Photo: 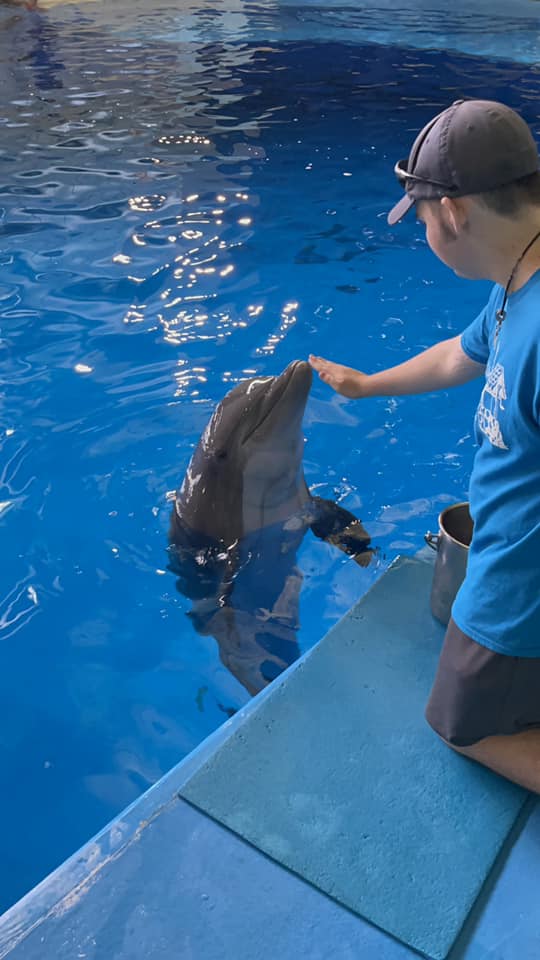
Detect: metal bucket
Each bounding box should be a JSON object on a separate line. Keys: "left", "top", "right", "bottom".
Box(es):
{"left": 424, "top": 502, "right": 473, "bottom": 625}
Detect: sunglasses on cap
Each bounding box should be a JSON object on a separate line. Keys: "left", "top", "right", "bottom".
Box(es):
{"left": 393, "top": 157, "right": 456, "bottom": 190}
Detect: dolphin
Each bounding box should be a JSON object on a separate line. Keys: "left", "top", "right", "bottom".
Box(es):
{"left": 168, "top": 359, "right": 372, "bottom": 696}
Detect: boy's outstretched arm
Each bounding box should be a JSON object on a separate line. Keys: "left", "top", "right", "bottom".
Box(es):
{"left": 309, "top": 335, "right": 485, "bottom": 399}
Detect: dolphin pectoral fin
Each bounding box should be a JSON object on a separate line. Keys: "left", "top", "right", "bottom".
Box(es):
{"left": 257, "top": 566, "right": 303, "bottom": 630}
{"left": 209, "top": 606, "right": 298, "bottom": 697}
{"left": 309, "top": 496, "right": 374, "bottom": 567}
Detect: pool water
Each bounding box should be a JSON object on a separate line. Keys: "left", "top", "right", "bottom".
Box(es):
{"left": 1, "top": 1, "right": 539, "bottom": 912}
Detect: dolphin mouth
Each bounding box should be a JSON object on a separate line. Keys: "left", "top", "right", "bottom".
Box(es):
{"left": 241, "top": 360, "right": 312, "bottom": 445}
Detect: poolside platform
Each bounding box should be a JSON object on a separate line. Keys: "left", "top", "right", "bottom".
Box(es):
{"left": 0, "top": 555, "right": 538, "bottom": 960}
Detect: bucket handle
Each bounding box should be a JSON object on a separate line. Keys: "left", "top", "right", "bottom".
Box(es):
{"left": 424, "top": 531, "right": 440, "bottom": 551}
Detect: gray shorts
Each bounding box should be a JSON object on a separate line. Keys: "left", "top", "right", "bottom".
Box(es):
{"left": 425, "top": 618, "right": 540, "bottom": 748}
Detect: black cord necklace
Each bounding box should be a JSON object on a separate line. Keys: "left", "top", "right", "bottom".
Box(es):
{"left": 494, "top": 227, "right": 540, "bottom": 341}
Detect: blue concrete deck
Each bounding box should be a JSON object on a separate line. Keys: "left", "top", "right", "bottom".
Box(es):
{"left": 0, "top": 555, "right": 538, "bottom": 960}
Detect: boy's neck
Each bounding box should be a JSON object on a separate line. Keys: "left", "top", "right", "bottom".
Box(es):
{"left": 490, "top": 213, "right": 540, "bottom": 292}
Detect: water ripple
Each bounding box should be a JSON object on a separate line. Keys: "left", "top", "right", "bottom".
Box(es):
{"left": 0, "top": 567, "right": 40, "bottom": 643}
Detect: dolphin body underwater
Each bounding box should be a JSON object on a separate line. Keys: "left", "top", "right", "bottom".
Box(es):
{"left": 168, "top": 359, "right": 372, "bottom": 696}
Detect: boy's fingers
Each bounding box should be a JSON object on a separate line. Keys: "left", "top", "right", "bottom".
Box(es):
{"left": 309, "top": 356, "right": 329, "bottom": 373}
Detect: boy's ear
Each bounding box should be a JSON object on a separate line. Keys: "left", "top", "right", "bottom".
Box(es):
{"left": 440, "top": 196, "right": 468, "bottom": 234}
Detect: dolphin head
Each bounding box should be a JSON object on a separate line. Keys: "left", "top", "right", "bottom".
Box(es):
{"left": 173, "top": 360, "right": 313, "bottom": 543}
{"left": 205, "top": 358, "right": 312, "bottom": 455}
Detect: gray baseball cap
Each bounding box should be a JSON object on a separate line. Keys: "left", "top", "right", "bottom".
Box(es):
{"left": 387, "top": 99, "right": 540, "bottom": 225}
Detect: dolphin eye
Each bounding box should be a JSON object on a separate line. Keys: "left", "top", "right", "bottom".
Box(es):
{"left": 216, "top": 450, "right": 228, "bottom": 460}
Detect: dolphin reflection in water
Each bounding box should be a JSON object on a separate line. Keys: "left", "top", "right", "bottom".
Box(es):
{"left": 168, "top": 360, "right": 373, "bottom": 696}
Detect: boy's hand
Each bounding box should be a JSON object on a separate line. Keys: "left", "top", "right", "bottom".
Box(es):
{"left": 308, "top": 354, "right": 368, "bottom": 399}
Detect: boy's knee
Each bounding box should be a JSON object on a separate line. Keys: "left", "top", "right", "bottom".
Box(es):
{"left": 424, "top": 701, "right": 477, "bottom": 751}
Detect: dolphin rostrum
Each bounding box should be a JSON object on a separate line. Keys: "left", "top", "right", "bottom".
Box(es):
{"left": 168, "top": 359, "right": 372, "bottom": 696}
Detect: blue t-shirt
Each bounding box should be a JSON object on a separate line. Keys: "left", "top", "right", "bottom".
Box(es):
{"left": 453, "top": 271, "right": 540, "bottom": 657}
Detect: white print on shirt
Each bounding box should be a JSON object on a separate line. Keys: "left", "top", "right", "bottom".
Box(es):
{"left": 477, "top": 352, "right": 509, "bottom": 450}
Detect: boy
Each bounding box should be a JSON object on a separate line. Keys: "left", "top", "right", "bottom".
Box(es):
{"left": 310, "top": 99, "right": 540, "bottom": 793}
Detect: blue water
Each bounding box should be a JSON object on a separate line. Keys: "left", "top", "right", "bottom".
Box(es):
{"left": 1, "top": 2, "right": 539, "bottom": 912}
